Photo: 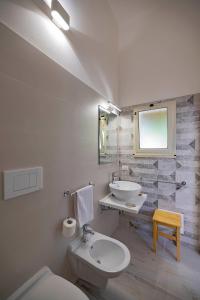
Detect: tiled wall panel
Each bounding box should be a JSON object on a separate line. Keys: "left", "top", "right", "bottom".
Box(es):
{"left": 119, "top": 94, "right": 200, "bottom": 248}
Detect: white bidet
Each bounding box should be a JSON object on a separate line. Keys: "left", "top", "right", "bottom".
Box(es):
{"left": 69, "top": 231, "right": 130, "bottom": 288}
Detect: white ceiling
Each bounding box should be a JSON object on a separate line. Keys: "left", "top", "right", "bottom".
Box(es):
{"left": 107, "top": 0, "right": 200, "bottom": 52}
{"left": 107, "top": 0, "right": 161, "bottom": 50}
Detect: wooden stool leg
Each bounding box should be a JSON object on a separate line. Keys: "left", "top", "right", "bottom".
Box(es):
{"left": 157, "top": 225, "right": 159, "bottom": 240}
{"left": 153, "top": 221, "right": 157, "bottom": 253}
{"left": 176, "top": 227, "right": 180, "bottom": 261}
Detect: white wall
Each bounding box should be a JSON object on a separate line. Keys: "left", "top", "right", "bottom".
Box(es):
{"left": 0, "top": 24, "right": 119, "bottom": 298}
{"left": 109, "top": 0, "right": 200, "bottom": 106}
{"left": 0, "top": 0, "right": 119, "bottom": 103}
{"left": 0, "top": 2, "right": 120, "bottom": 297}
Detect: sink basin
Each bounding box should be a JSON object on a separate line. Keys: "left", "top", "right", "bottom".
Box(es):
{"left": 109, "top": 180, "right": 142, "bottom": 201}
{"left": 89, "top": 239, "right": 125, "bottom": 269}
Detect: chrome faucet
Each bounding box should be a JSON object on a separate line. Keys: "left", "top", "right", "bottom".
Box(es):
{"left": 82, "top": 224, "right": 94, "bottom": 243}
{"left": 112, "top": 172, "right": 119, "bottom": 183}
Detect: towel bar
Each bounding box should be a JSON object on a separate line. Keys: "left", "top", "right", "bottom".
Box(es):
{"left": 64, "top": 182, "right": 95, "bottom": 198}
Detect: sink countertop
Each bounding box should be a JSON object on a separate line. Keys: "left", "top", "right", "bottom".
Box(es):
{"left": 99, "top": 193, "right": 147, "bottom": 214}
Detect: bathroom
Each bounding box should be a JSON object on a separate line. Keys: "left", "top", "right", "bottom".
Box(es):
{"left": 0, "top": 0, "right": 200, "bottom": 299}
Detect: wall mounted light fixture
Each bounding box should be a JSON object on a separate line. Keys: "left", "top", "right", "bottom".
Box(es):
{"left": 51, "top": 0, "right": 70, "bottom": 31}
{"left": 107, "top": 101, "right": 121, "bottom": 112}
{"left": 99, "top": 105, "right": 111, "bottom": 114}
{"left": 99, "top": 101, "right": 121, "bottom": 115}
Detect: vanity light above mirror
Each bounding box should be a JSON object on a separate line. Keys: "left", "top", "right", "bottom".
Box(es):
{"left": 100, "top": 101, "right": 121, "bottom": 116}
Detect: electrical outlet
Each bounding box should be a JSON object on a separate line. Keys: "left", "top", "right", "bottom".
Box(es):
{"left": 121, "top": 165, "right": 129, "bottom": 171}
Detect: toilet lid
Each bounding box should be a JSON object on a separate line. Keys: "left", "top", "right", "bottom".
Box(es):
{"left": 7, "top": 267, "right": 89, "bottom": 300}
{"left": 20, "top": 275, "right": 89, "bottom": 300}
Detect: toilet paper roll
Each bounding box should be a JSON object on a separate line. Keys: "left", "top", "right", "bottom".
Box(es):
{"left": 62, "top": 217, "right": 76, "bottom": 238}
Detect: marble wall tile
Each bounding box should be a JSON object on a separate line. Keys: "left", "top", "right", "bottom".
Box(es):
{"left": 119, "top": 93, "right": 200, "bottom": 247}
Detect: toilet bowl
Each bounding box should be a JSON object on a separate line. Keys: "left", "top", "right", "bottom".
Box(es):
{"left": 69, "top": 231, "right": 130, "bottom": 288}
{"left": 7, "top": 266, "right": 89, "bottom": 300}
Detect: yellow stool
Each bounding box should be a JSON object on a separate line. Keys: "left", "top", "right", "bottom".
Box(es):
{"left": 152, "top": 209, "right": 181, "bottom": 261}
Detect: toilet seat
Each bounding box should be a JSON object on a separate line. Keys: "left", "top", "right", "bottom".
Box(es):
{"left": 7, "top": 267, "right": 88, "bottom": 300}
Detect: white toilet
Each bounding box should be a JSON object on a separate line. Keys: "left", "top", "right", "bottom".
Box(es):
{"left": 69, "top": 230, "right": 131, "bottom": 288}
{"left": 7, "top": 266, "right": 89, "bottom": 300}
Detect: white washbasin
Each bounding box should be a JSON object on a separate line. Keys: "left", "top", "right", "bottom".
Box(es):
{"left": 109, "top": 180, "right": 142, "bottom": 202}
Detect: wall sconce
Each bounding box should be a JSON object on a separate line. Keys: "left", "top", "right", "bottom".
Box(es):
{"left": 107, "top": 101, "right": 121, "bottom": 112}
{"left": 99, "top": 105, "right": 111, "bottom": 114}
{"left": 99, "top": 102, "right": 121, "bottom": 115}
{"left": 39, "top": 0, "right": 70, "bottom": 31}
{"left": 51, "top": 0, "right": 70, "bottom": 31}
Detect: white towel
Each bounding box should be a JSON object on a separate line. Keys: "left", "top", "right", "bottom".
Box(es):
{"left": 74, "top": 185, "right": 94, "bottom": 228}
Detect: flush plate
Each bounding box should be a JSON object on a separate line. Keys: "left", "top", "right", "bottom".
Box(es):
{"left": 3, "top": 167, "right": 43, "bottom": 200}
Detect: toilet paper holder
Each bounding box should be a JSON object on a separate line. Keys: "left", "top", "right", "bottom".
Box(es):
{"left": 65, "top": 217, "right": 73, "bottom": 224}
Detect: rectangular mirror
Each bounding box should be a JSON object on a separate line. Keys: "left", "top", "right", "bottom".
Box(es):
{"left": 98, "top": 105, "right": 118, "bottom": 164}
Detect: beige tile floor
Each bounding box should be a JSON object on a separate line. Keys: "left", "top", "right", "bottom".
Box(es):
{"left": 77, "top": 226, "right": 200, "bottom": 300}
